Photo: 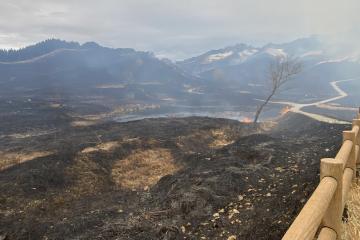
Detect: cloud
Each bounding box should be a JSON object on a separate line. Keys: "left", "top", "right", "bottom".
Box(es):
{"left": 0, "top": 0, "right": 359, "bottom": 59}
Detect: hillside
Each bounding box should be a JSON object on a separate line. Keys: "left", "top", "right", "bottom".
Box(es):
{"left": 0, "top": 38, "right": 359, "bottom": 240}
{"left": 0, "top": 98, "right": 347, "bottom": 239}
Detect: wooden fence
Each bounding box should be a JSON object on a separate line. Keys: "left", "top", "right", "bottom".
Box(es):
{"left": 282, "top": 110, "right": 360, "bottom": 240}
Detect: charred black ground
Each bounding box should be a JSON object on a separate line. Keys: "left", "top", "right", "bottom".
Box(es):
{"left": 0, "top": 100, "right": 349, "bottom": 240}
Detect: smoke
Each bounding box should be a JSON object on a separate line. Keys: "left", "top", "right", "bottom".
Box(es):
{"left": 320, "top": 32, "right": 360, "bottom": 59}
{"left": 0, "top": 0, "right": 359, "bottom": 59}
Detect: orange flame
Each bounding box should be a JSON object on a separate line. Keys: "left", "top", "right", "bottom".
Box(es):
{"left": 242, "top": 117, "right": 253, "bottom": 123}
{"left": 280, "top": 106, "right": 291, "bottom": 116}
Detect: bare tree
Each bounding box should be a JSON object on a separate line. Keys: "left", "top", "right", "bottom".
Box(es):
{"left": 253, "top": 56, "right": 302, "bottom": 123}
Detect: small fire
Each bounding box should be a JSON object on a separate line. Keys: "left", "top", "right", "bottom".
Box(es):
{"left": 280, "top": 106, "right": 292, "bottom": 116}
{"left": 241, "top": 117, "right": 253, "bottom": 123}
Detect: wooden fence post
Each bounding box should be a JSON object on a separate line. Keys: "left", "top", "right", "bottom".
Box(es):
{"left": 320, "top": 158, "right": 343, "bottom": 239}
{"left": 352, "top": 119, "right": 360, "bottom": 166}
{"left": 343, "top": 130, "right": 356, "bottom": 179}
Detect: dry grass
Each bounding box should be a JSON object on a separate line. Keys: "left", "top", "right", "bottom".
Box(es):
{"left": 317, "top": 103, "right": 357, "bottom": 111}
{"left": 71, "top": 120, "right": 99, "bottom": 127}
{"left": 342, "top": 181, "right": 360, "bottom": 239}
{"left": 81, "top": 141, "right": 120, "bottom": 153}
{"left": 111, "top": 148, "right": 180, "bottom": 190}
{"left": 96, "top": 83, "right": 126, "bottom": 89}
{"left": 176, "top": 127, "right": 236, "bottom": 153}
{"left": 63, "top": 154, "right": 107, "bottom": 199}
{"left": 209, "top": 128, "right": 234, "bottom": 148}
{"left": 0, "top": 150, "right": 53, "bottom": 170}
{"left": 49, "top": 103, "right": 62, "bottom": 108}
{"left": 71, "top": 104, "right": 160, "bottom": 122}
{"left": 8, "top": 129, "right": 56, "bottom": 139}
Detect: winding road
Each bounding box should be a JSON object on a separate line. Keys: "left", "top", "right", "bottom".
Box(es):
{"left": 271, "top": 78, "right": 360, "bottom": 124}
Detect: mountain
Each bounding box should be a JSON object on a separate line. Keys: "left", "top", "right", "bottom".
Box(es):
{"left": 1, "top": 37, "right": 359, "bottom": 119}
{"left": 0, "top": 39, "right": 203, "bottom": 105}
{"left": 0, "top": 39, "right": 81, "bottom": 62}
{"left": 178, "top": 37, "right": 325, "bottom": 75}
{"left": 0, "top": 39, "right": 266, "bottom": 116}
{"left": 178, "top": 36, "right": 360, "bottom": 100}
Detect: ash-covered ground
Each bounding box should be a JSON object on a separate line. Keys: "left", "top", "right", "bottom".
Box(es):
{"left": 0, "top": 99, "right": 349, "bottom": 240}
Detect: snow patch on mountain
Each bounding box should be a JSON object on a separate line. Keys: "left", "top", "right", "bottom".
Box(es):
{"left": 205, "top": 51, "right": 233, "bottom": 63}
{"left": 236, "top": 49, "right": 259, "bottom": 63}
{"left": 316, "top": 56, "right": 355, "bottom": 65}
{"left": 300, "top": 50, "right": 323, "bottom": 58}
{"left": 264, "top": 48, "right": 287, "bottom": 58}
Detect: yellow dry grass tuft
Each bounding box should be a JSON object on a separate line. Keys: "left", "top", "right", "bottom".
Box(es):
{"left": 0, "top": 150, "right": 53, "bottom": 170}
{"left": 63, "top": 154, "right": 107, "bottom": 198}
{"left": 176, "top": 127, "right": 236, "bottom": 152}
{"left": 70, "top": 104, "right": 160, "bottom": 122}
{"left": 81, "top": 141, "right": 120, "bottom": 153}
{"left": 111, "top": 148, "right": 180, "bottom": 190}
{"left": 49, "top": 103, "right": 62, "bottom": 108}
{"left": 71, "top": 120, "right": 98, "bottom": 127}
{"left": 342, "top": 181, "right": 360, "bottom": 239}
{"left": 209, "top": 128, "right": 234, "bottom": 148}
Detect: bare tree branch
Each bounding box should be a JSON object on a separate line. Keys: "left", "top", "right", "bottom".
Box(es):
{"left": 253, "top": 56, "right": 302, "bottom": 123}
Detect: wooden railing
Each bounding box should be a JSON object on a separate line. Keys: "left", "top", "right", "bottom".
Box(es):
{"left": 283, "top": 110, "right": 360, "bottom": 240}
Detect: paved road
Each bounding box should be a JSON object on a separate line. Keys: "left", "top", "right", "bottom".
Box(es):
{"left": 271, "top": 78, "right": 360, "bottom": 124}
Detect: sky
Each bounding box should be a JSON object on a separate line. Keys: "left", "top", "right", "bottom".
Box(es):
{"left": 0, "top": 0, "right": 359, "bottom": 60}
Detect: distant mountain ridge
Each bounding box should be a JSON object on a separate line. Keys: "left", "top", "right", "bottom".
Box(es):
{"left": 178, "top": 37, "right": 328, "bottom": 75}
{"left": 0, "top": 39, "right": 204, "bottom": 106}
{"left": 0, "top": 39, "right": 138, "bottom": 63}
{"left": 0, "top": 37, "right": 359, "bottom": 111}
{"left": 0, "top": 39, "right": 81, "bottom": 62}
{"left": 177, "top": 36, "right": 360, "bottom": 100}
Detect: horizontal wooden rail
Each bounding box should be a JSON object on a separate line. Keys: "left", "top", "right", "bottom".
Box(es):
{"left": 282, "top": 177, "right": 337, "bottom": 240}
{"left": 336, "top": 140, "right": 353, "bottom": 169}
{"left": 283, "top": 109, "right": 360, "bottom": 240}
{"left": 318, "top": 227, "right": 337, "bottom": 240}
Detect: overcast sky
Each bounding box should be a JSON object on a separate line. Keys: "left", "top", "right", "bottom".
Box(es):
{"left": 0, "top": 0, "right": 359, "bottom": 60}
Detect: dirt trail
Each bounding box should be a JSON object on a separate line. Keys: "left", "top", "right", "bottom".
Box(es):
{"left": 271, "top": 78, "right": 359, "bottom": 124}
